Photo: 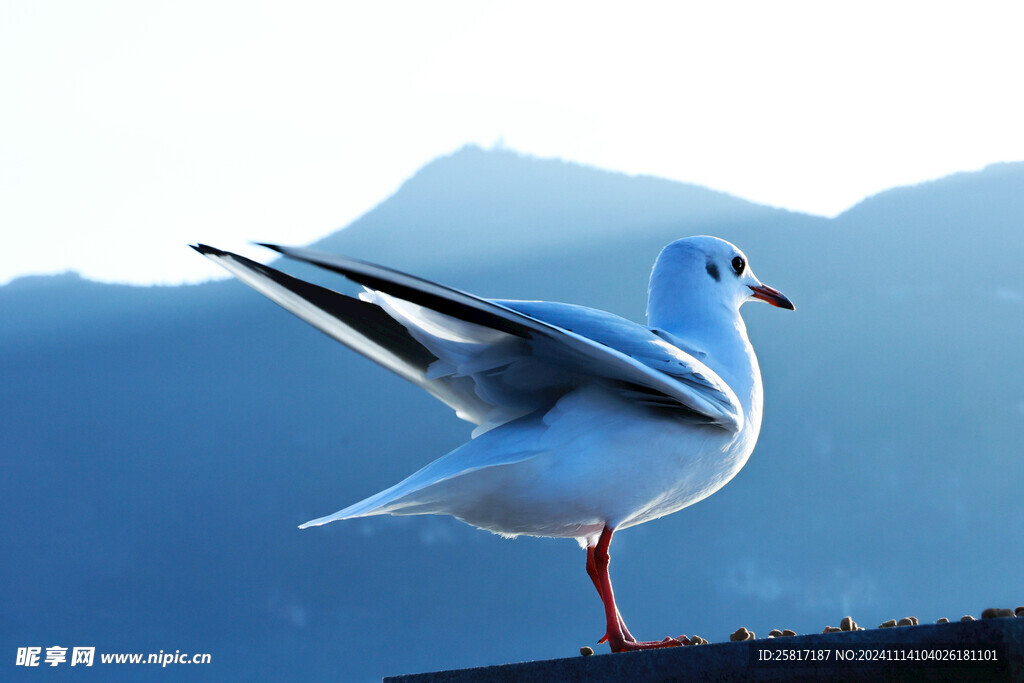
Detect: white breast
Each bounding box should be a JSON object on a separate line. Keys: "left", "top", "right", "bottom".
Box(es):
{"left": 428, "top": 384, "right": 759, "bottom": 540}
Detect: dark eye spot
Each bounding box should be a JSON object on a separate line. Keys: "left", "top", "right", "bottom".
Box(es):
{"left": 731, "top": 256, "right": 745, "bottom": 275}
{"left": 705, "top": 261, "right": 720, "bottom": 281}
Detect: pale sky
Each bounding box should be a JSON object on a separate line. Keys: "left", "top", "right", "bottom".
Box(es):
{"left": 2, "top": 1, "right": 1022, "bottom": 286}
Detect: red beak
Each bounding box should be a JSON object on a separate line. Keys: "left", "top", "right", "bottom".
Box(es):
{"left": 748, "top": 284, "right": 795, "bottom": 310}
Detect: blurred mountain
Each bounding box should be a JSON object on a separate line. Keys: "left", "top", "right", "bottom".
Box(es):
{"left": 311, "top": 146, "right": 792, "bottom": 269}
{"left": 2, "top": 147, "right": 1022, "bottom": 681}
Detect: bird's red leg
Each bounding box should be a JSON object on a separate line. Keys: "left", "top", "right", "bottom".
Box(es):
{"left": 586, "top": 544, "right": 635, "bottom": 643}
{"left": 589, "top": 526, "right": 686, "bottom": 652}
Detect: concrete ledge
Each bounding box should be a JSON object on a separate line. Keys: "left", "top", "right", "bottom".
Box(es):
{"left": 385, "top": 617, "right": 1024, "bottom": 682}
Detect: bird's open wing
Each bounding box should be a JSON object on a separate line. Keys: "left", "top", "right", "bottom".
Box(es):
{"left": 192, "top": 244, "right": 494, "bottom": 423}
{"left": 242, "top": 244, "right": 743, "bottom": 432}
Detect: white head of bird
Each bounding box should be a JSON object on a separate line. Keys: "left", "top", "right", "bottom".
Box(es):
{"left": 647, "top": 235, "right": 794, "bottom": 333}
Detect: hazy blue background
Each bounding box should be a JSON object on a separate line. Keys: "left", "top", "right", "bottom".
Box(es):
{"left": 3, "top": 147, "right": 1023, "bottom": 680}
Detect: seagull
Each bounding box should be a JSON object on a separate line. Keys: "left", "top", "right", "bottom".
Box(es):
{"left": 192, "top": 236, "right": 793, "bottom": 651}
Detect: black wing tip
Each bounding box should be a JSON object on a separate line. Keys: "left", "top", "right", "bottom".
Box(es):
{"left": 194, "top": 241, "right": 324, "bottom": 267}
{"left": 193, "top": 242, "right": 291, "bottom": 261}
{"left": 193, "top": 243, "right": 279, "bottom": 265}
{"left": 256, "top": 243, "right": 376, "bottom": 271}
{"left": 190, "top": 243, "right": 227, "bottom": 257}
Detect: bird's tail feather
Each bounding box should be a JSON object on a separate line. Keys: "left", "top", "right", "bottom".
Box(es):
{"left": 298, "top": 443, "right": 544, "bottom": 528}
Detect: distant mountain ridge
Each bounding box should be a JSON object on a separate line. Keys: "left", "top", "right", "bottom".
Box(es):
{"left": 311, "top": 145, "right": 791, "bottom": 268}
{"left": 839, "top": 160, "right": 1024, "bottom": 219}
{"left": 5, "top": 147, "right": 1021, "bottom": 290}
